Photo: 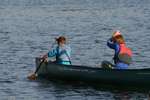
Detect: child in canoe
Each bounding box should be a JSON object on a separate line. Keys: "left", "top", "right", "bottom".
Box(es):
{"left": 42, "top": 36, "right": 72, "bottom": 65}
{"left": 27, "top": 36, "right": 71, "bottom": 80}
{"left": 102, "top": 31, "right": 133, "bottom": 69}
{"left": 28, "top": 36, "right": 72, "bottom": 80}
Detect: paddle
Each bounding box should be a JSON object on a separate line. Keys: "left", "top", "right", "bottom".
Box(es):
{"left": 27, "top": 58, "right": 45, "bottom": 80}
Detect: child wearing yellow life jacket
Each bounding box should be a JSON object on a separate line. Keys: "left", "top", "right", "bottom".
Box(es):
{"left": 103, "top": 31, "right": 133, "bottom": 69}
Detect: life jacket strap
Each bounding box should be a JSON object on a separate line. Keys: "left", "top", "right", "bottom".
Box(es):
{"left": 56, "top": 46, "right": 72, "bottom": 65}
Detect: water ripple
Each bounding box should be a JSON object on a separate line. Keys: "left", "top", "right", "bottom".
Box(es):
{"left": 0, "top": 0, "right": 150, "bottom": 99}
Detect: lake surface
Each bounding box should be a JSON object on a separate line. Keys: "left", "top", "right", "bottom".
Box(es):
{"left": 0, "top": 0, "right": 150, "bottom": 99}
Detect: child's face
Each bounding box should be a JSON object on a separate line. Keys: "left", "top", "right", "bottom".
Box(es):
{"left": 58, "top": 40, "right": 65, "bottom": 46}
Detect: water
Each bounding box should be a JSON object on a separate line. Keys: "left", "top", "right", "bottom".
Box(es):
{"left": 0, "top": 0, "right": 150, "bottom": 99}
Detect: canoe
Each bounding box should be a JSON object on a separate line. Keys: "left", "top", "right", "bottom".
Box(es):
{"left": 35, "top": 57, "right": 150, "bottom": 87}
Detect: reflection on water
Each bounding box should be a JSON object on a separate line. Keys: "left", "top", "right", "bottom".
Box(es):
{"left": 0, "top": 0, "right": 150, "bottom": 99}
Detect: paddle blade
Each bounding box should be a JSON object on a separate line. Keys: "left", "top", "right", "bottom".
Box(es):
{"left": 27, "top": 74, "right": 37, "bottom": 80}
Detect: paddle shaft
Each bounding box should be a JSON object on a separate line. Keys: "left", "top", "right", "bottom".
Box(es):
{"left": 34, "top": 59, "right": 45, "bottom": 74}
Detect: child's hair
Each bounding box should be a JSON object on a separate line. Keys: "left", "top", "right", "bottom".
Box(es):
{"left": 56, "top": 36, "right": 66, "bottom": 44}
{"left": 113, "top": 35, "right": 125, "bottom": 44}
